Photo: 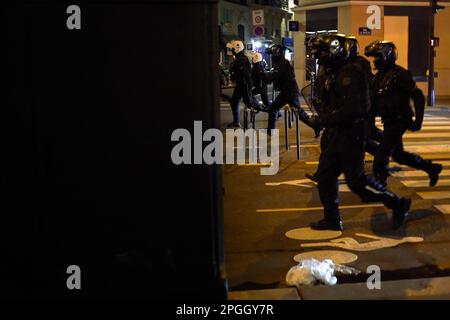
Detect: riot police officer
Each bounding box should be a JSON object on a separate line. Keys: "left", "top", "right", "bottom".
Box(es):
{"left": 227, "top": 40, "right": 258, "bottom": 128}
{"left": 365, "top": 41, "right": 442, "bottom": 186}
{"left": 266, "top": 44, "right": 320, "bottom": 137}
{"left": 306, "top": 35, "right": 380, "bottom": 183}
{"left": 345, "top": 36, "right": 386, "bottom": 157}
{"left": 249, "top": 51, "right": 271, "bottom": 110}
{"left": 308, "top": 34, "right": 411, "bottom": 231}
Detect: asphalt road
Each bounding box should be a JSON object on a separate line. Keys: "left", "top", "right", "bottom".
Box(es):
{"left": 221, "top": 104, "right": 450, "bottom": 292}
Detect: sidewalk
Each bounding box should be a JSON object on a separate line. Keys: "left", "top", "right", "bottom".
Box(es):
{"left": 229, "top": 276, "right": 450, "bottom": 300}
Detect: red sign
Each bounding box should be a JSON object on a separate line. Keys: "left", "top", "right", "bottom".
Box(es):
{"left": 254, "top": 26, "right": 264, "bottom": 37}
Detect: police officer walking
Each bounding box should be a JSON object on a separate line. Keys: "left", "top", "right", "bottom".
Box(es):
{"left": 227, "top": 40, "right": 258, "bottom": 128}
{"left": 249, "top": 51, "right": 271, "bottom": 110}
{"left": 266, "top": 44, "right": 320, "bottom": 137}
{"left": 308, "top": 34, "right": 411, "bottom": 231}
{"left": 365, "top": 41, "right": 443, "bottom": 187}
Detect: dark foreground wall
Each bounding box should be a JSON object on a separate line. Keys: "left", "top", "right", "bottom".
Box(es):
{"left": 1, "top": 0, "right": 225, "bottom": 299}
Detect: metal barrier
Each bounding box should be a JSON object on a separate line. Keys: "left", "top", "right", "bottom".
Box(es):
{"left": 282, "top": 105, "right": 301, "bottom": 160}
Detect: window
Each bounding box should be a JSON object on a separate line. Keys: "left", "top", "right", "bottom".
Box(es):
{"left": 238, "top": 24, "right": 245, "bottom": 42}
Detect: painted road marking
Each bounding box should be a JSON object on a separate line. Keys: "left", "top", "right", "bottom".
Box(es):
{"left": 237, "top": 163, "right": 271, "bottom": 167}
{"left": 285, "top": 228, "right": 342, "bottom": 241}
{"left": 383, "top": 160, "right": 450, "bottom": 168}
{"left": 300, "top": 234, "right": 424, "bottom": 252}
{"left": 392, "top": 169, "right": 450, "bottom": 178}
{"left": 266, "top": 179, "right": 314, "bottom": 188}
{"left": 376, "top": 122, "right": 450, "bottom": 127}
{"left": 293, "top": 251, "right": 358, "bottom": 264}
{"left": 376, "top": 116, "right": 450, "bottom": 122}
{"left": 403, "top": 141, "right": 450, "bottom": 147}
{"left": 434, "top": 204, "right": 450, "bottom": 214}
{"left": 401, "top": 145, "right": 450, "bottom": 153}
{"left": 413, "top": 126, "right": 450, "bottom": 131}
{"left": 417, "top": 191, "right": 450, "bottom": 200}
{"left": 307, "top": 160, "right": 450, "bottom": 166}
{"left": 256, "top": 203, "right": 385, "bottom": 213}
{"left": 289, "top": 145, "right": 320, "bottom": 148}
{"left": 403, "top": 133, "right": 450, "bottom": 139}
{"left": 400, "top": 179, "right": 450, "bottom": 188}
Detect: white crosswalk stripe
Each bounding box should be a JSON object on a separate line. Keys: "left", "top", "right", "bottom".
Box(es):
{"left": 386, "top": 113, "right": 450, "bottom": 204}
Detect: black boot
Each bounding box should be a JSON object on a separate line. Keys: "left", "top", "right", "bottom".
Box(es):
{"left": 310, "top": 218, "right": 343, "bottom": 231}
{"left": 305, "top": 172, "right": 318, "bottom": 183}
{"left": 227, "top": 122, "right": 241, "bottom": 128}
{"left": 427, "top": 163, "right": 443, "bottom": 187}
{"left": 392, "top": 197, "right": 411, "bottom": 230}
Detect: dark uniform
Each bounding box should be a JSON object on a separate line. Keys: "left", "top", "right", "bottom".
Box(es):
{"left": 350, "top": 55, "right": 383, "bottom": 157}
{"left": 251, "top": 60, "right": 271, "bottom": 108}
{"left": 366, "top": 41, "right": 442, "bottom": 187}
{"left": 306, "top": 39, "right": 379, "bottom": 183}
{"left": 229, "top": 50, "right": 257, "bottom": 126}
{"left": 309, "top": 35, "right": 411, "bottom": 231}
{"left": 266, "top": 45, "right": 320, "bottom": 136}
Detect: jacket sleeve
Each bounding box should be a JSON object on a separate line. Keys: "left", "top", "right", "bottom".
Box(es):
{"left": 320, "top": 67, "right": 368, "bottom": 127}
{"left": 396, "top": 69, "right": 425, "bottom": 126}
{"left": 243, "top": 59, "right": 253, "bottom": 87}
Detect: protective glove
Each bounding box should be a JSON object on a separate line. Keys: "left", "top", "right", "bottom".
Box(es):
{"left": 409, "top": 121, "right": 422, "bottom": 132}
{"left": 309, "top": 115, "right": 322, "bottom": 138}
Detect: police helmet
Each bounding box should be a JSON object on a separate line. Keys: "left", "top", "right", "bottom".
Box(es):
{"left": 364, "top": 40, "right": 398, "bottom": 70}
{"left": 226, "top": 40, "right": 245, "bottom": 55}
{"left": 268, "top": 44, "right": 286, "bottom": 57}
{"left": 345, "top": 36, "right": 360, "bottom": 59}
{"left": 248, "top": 51, "right": 263, "bottom": 63}
{"left": 308, "top": 33, "right": 348, "bottom": 67}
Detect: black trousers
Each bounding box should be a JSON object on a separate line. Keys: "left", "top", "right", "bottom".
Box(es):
{"left": 267, "top": 90, "right": 310, "bottom": 131}
{"left": 366, "top": 121, "right": 383, "bottom": 156}
{"left": 373, "top": 121, "right": 433, "bottom": 183}
{"left": 317, "top": 121, "right": 400, "bottom": 221}
{"left": 230, "top": 84, "right": 256, "bottom": 124}
{"left": 252, "top": 85, "right": 271, "bottom": 108}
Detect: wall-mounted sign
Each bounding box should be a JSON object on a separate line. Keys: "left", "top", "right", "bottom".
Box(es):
{"left": 359, "top": 27, "right": 372, "bottom": 36}
{"left": 282, "top": 37, "right": 294, "bottom": 47}
{"left": 252, "top": 10, "right": 265, "bottom": 26}
{"left": 223, "top": 22, "right": 233, "bottom": 34}
{"left": 289, "top": 21, "right": 300, "bottom": 32}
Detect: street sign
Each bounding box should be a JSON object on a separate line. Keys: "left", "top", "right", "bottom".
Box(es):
{"left": 358, "top": 27, "right": 372, "bottom": 36}
{"left": 252, "top": 10, "right": 265, "bottom": 26}
{"left": 282, "top": 37, "right": 294, "bottom": 47}
{"left": 254, "top": 26, "right": 265, "bottom": 37}
{"left": 289, "top": 21, "right": 300, "bottom": 32}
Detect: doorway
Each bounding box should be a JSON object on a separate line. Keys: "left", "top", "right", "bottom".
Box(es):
{"left": 384, "top": 16, "right": 409, "bottom": 69}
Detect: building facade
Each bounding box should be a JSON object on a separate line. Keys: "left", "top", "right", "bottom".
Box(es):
{"left": 292, "top": 0, "right": 450, "bottom": 99}
{"left": 219, "top": 0, "right": 294, "bottom": 45}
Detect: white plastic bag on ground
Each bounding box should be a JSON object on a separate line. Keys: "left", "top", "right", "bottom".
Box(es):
{"left": 286, "top": 259, "right": 338, "bottom": 288}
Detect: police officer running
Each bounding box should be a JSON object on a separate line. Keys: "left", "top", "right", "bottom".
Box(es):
{"left": 266, "top": 44, "right": 321, "bottom": 137}
{"left": 306, "top": 35, "right": 383, "bottom": 183}
{"left": 365, "top": 41, "right": 443, "bottom": 187}
{"left": 308, "top": 34, "right": 411, "bottom": 231}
